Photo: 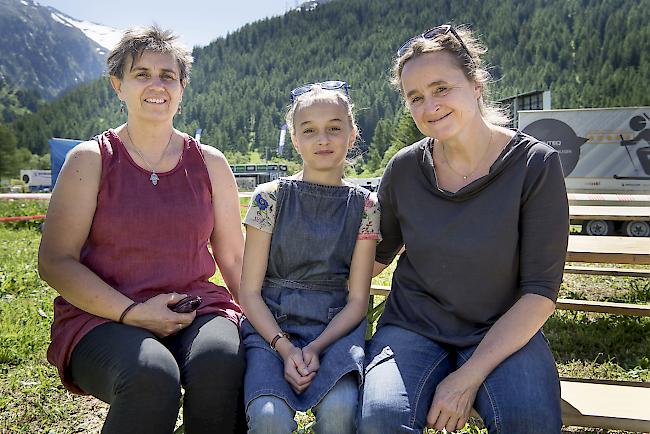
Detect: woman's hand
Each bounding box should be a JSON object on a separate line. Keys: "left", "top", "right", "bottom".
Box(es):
{"left": 426, "top": 294, "right": 557, "bottom": 432}
{"left": 124, "top": 293, "right": 196, "bottom": 337}
{"left": 277, "top": 340, "right": 314, "bottom": 394}
{"left": 426, "top": 366, "right": 482, "bottom": 432}
{"left": 302, "top": 343, "right": 321, "bottom": 376}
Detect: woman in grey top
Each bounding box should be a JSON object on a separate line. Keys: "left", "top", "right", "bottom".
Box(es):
{"left": 359, "top": 25, "right": 568, "bottom": 434}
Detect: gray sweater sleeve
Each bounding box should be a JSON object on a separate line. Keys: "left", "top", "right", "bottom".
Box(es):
{"left": 518, "top": 149, "right": 569, "bottom": 301}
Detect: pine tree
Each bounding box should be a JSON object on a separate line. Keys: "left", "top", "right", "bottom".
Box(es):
{"left": 380, "top": 110, "right": 425, "bottom": 169}
{"left": 0, "top": 124, "right": 18, "bottom": 180}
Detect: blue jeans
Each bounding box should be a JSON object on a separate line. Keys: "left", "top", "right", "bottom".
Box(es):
{"left": 359, "top": 325, "right": 561, "bottom": 434}
{"left": 246, "top": 374, "right": 358, "bottom": 434}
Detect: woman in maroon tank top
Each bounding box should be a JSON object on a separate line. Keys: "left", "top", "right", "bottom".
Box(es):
{"left": 39, "top": 26, "right": 245, "bottom": 434}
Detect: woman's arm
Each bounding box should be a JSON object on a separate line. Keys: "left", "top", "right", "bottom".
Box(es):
{"left": 375, "top": 158, "right": 403, "bottom": 271}
{"left": 202, "top": 145, "right": 245, "bottom": 302}
{"left": 238, "top": 225, "right": 313, "bottom": 393}
{"left": 38, "top": 141, "right": 193, "bottom": 336}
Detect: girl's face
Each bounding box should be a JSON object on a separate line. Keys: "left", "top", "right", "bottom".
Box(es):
{"left": 110, "top": 50, "right": 184, "bottom": 123}
{"left": 401, "top": 50, "right": 482, "bottom": 142}
{"left": 291, "top": 99, "right": 356, "bottom": 174}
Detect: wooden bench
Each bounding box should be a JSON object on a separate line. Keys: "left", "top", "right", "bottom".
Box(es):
{"left": 368, "top": 284, "right": 650, "bottom": 431}
{"left": 564, "top": 264, "right": 650, "bottom": 278}
{"left": 371, "top": 285, "right": 650, "bottom": 317}
{"left": 560, "top": 378, "right": 650, "bottom": 431}
{"left": 566, "top": 235, "right": 650, "bottom": 266}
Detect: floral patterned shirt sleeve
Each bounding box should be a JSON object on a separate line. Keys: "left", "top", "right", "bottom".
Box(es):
{"left": 358, "top": 192, "right": 381, "bottom": 241}
{"left": 244, "top": 181, "right": 278, "bottom": 234}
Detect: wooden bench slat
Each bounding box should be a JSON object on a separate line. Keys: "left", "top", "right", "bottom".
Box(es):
{"left": 370, "top": 285, "right": 650, "bottom": 317}
{"left": 567, "top": 235, "right": 650, "bottom": 265}
{"left": 564, "top": 264, "right": 650, "bottom": 277}
{"left": 560, "top": 380, "right": 650, "bottom": 431}
{"left": 555, "top": 298, "right": 650, "bottom": 316}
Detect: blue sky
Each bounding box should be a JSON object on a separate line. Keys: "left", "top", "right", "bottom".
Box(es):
{"left": 37, "top": 0, "right": 298, "bottom": 47}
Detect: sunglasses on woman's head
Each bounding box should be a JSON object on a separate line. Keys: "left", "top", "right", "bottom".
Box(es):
{"left": 290, "top": 80, "right": 350, "bottom": 103}
{"left": 397, "top": 24, "right": 472, "bottom": 62}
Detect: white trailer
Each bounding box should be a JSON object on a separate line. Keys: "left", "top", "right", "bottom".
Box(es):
{"left": 20, "top": 169, "right": 52, "bottom": 192}
{"left": 519, "top": 107, "right": 650, "bottom": 236}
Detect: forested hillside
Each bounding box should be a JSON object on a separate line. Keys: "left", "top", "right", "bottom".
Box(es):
{"left": 7, "top": 0, "right": 650, "bottom": 172}
{"left": 0, "top": 78, "right": 42, "bottom": 124}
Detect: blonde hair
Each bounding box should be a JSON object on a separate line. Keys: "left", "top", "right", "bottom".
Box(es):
{"left": 391, "top": 25, "right": 509, "bottom": 126}
{"left": 107, "top": 25, "right": 193, "bottom": 86}
{"left": 285, "top": 86, "right": 359, "bottom": 138}
{"left": 285, "top": 86, "right": 361, "bottom": 165}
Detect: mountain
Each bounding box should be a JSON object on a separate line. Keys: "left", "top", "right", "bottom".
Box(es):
{"left": 8, "top": 0, "right": 650, "bottom": 162}
{"left": 0, "top": 0, "right": 121, "bottom": 100}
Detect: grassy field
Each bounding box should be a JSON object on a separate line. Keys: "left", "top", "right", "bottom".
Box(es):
{"left": 1, "top": 198, "right": 649, "bottom": 433}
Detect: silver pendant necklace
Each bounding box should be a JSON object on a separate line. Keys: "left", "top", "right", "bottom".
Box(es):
{"left": 125, "top": 126, "right": 174, "bottom": 186}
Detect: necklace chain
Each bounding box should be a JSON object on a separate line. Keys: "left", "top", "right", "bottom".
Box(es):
{"left": 440, "top": 129, "right": 494, "bottom": 181}
{"left": 125, "top": 125, "right": 174, "bottom": 186}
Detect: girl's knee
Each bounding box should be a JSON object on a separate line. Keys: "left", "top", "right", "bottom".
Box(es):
{"left": 316, "top": 374, "right": 358, "bottom": 412}
{"left": 246, "top": 396, "right": 297, "bottom": 434}
{"left": 313, "top": 392, "right": 357, "bottom": 433}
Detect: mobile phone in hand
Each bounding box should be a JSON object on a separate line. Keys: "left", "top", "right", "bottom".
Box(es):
{"left": 170, "top": 295, "right": 202, "bottom": 313}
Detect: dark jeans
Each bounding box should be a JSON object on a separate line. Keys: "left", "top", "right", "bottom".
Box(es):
{"left": 69, "top": 314, "right": 246, "bottom": 434}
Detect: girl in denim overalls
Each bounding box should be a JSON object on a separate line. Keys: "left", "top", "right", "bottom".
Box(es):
{"left": 239, "top": 81, "right": 380, "bottom": 434}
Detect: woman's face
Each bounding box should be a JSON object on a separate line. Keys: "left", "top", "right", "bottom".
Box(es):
{"left": 111, "top": 50, "right": 184, "bottom": 123}
{"left": 400, "top": 50, "right": 481, "bottom": 142}
{"left": 291, "top": 99, "right": 356, "bottom": 173}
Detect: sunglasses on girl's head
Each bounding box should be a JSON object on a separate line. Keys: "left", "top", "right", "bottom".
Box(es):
{"left": 290, "top": 80, "right": 350, "bottom": 102}
{"left": 397, "top": 24, "right": 472, "bottom": 62}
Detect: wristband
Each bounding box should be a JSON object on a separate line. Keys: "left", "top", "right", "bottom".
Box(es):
{"left": 270, "top": 332, "right": 290, "bottom": 351}
{"left": 119, "top": 301, "right": 139, "bottom": 323}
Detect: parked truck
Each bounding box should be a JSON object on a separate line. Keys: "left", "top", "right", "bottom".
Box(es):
{"left": 519, "top": 107, "right": 650, "bottom": 236}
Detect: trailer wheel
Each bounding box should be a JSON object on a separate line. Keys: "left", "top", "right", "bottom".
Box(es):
{"left": 622, "top": 220, "right": 650, "bottom": 237}
{"left": 582, "top": 220, "right": 614, "bottom": 236}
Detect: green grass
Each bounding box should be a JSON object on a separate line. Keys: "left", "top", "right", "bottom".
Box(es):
{"left": 1, "top": 200, "right": 649, "bottom": 433}
{"left": 0, "top": 199, "right": 48, "bottom": 232}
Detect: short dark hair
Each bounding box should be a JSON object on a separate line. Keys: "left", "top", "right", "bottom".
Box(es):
{"left": 107, "top": 25, "right": 193, "bottom": 86}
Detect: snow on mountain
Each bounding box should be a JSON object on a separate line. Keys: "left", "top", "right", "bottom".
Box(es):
{"left": 1, "top": 0, "right": 116, "bottom": 98}
{"left": 49, "top": 10, "right": 122, "bottom": 52}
